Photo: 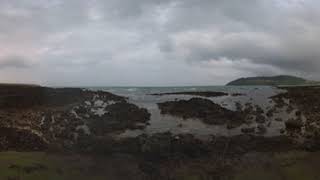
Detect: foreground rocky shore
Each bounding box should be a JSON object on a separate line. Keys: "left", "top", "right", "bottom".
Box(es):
{"left": 272, "top": 86, "right": 320, "bottom": 149}
{"left": 0, "top": 85, "right": 150, "bottom": 152}
{"left": 0, "top": 84, "right": 320, "bottom": 179}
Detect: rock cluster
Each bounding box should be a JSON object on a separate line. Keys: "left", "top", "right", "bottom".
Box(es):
{"left": 150, "top": 91, "right": 228, "bottom": 97}
{"left": 272, "top": 86, "right": 320, "bottom": 149}
{"left": 0, "top": 127, "right": 47, "bottom": 151}
{"left": 0, "top": 85, "right": 150, "bottom": 151}
{"left": 89, "top": 102, "right": 150, "bottom": 135}
{"left": 158, "top": 98, "right": 246, "bottom": 128}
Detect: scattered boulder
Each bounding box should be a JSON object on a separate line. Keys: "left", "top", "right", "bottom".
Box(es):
{"left": 266, "top": 109, "right": 274, "bottom": 117}
{"left": 286, "top": 106, "right": 294, "bottom": 114}
{"left": 280, "top": 128, "right": 286, "bottom": 134}
{"left": 285, "top": 118, "right": 303, "bottom": 130}
{"left": 241, "top": 127, "right": 255, "bottom": 134}
{"left": 295, "top": 111, "right": 302, "bottom": 117}
{"left": 257, "top": 124, "right": 267, "bottom": 134}
{"left": 235, "top": 102, "right": 243, "bottom": 111}
{"left": 255, "top": 105, "right": 264, "bottom": 115}
{"left": 256, "top": 115, "right": 266, "bottom": 124}
{"left": 243, "top": 103, "right": 254, "bottom": 114}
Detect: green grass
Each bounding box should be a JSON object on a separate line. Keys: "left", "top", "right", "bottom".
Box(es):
{"left": 1, "top": 151, "right": 320, "bottom": 180}
{"left": 233, "top": 151, "right": 320, "bottom": 180}
{"left": 0, "top": 151, "right": 106, "bottom": 180}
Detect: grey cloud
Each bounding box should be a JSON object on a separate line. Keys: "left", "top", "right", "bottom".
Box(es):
{"left": 0, "top": 0, "right": 319, "bottom": 85}
{"left": 158, "top": 0, "right": 320, "bottom": 76}
{"left": 0, "top": 56, "right": 30, "bottom": 69}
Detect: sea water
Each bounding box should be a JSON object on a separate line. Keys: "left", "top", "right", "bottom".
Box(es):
{"left": 84, "top": 86, "right": 297, "bottom": 139}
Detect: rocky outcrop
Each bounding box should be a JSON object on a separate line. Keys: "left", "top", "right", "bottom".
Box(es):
{"left": 272, "top": 86, "right": 320, "bottom": 150}
{"left": 157, "top": 98, "right": 245, "bottom": 128}
{"left": 150, "top": 91, "right": 228, "bottom": 97}
{"left": 0, "top": 127, "right": 47, "bottom": 151}
{"left": 0, "top": 85, "right": 150, "bottom": 151}
{"left": 89, "top": 102, "right": 150, "bottom": 135}
{"left": 0, "top": 84, "right": 126, "bottom": 108}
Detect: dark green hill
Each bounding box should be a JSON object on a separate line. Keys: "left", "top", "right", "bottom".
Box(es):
{"left": 226, "top": 75, "right": 310, "bottom": 86}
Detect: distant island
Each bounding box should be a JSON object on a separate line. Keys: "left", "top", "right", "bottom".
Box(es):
{"left": 226, "top": 75, "right": 318, "bottom": 86}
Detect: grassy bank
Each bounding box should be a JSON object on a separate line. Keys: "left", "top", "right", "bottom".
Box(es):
{"left": 0, "top": 152, "right": 107, "bottom": 180}
{"left": 234, "top": 151, "right": 320, "bottom": 180}
{"left": 0, "top": 151, "right": 320, "bottom": 180}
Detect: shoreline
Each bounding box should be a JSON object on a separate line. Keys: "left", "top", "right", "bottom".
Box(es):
{"left": 0, "top": 84, "right": 319, "bottom": 179}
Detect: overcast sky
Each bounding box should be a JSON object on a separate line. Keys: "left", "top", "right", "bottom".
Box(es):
{"left": 0, "top": 0, "right": 319, "bottom": 86}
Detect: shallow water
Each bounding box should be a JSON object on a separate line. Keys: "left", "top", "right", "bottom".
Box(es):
{"left": 86, "top": 86, "right": 302, "bottom": 139}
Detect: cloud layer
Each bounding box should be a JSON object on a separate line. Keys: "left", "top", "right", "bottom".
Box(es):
{"left": 0, "top": 0, "right": 319, "bottom": 86}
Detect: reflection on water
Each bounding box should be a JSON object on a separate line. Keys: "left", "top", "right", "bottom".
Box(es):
{"left": 88, "top": 86, "right": 303, "bottom": 139}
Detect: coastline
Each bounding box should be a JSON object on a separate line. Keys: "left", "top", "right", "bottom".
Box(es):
{"left": 0, "top": 84, "right": 319, "bottom": 179}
